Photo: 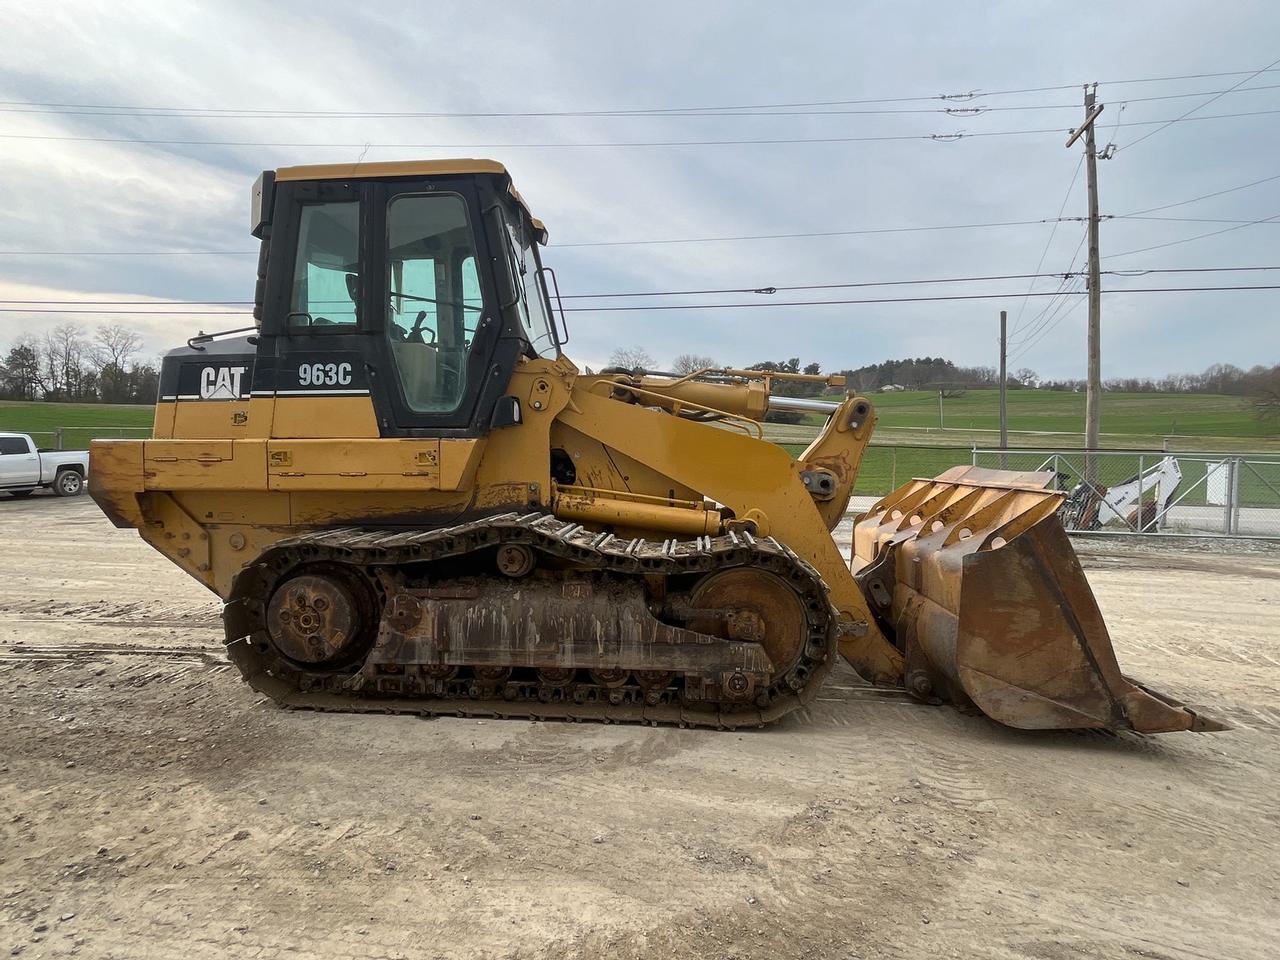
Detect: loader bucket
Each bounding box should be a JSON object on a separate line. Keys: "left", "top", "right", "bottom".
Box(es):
{"left": 851, "top": 466, "right": 1225, "bottom": 733}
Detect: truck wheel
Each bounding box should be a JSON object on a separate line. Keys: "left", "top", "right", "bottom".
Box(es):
{"left": 54, "top": 470, "right": 84, "bottom": 497}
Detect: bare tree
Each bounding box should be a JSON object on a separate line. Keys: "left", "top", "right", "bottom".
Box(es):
{"left": 608, "top": 346, "right": 654, "bottom": 371}
{"left": 670, "top": 353, "right": 717, "bottom": 375}
{"left": 1013, "top": 367, "right": 1039, "bottom": 388}
{"left": 40, "top": 324, "right": 86, "bottom": 399}
{"left": 91, "top": 322, "right": 142, "bottom": 371}
{"left": 91, "top": 323, "right": 143, "bottom": 403}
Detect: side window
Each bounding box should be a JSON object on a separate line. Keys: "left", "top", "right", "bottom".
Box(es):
{"left": 0, "top": 437, "right": 31, "bottom": 455}
{"left": 289, "top": 201, "right": 360, "bottom": 327}
{"left": 386, "top": 194, "right": 483, "bottom": 413}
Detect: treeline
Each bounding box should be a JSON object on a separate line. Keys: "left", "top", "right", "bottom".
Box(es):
{"left": 0, "top": 323, "right": 159, "bottom": 403}
{"left": 836, "top": 356, "right": 1279, "bottom": 397}
{"left": 611, "top": 347, "right": 1280, "bottom": 424}
{"left": 614, "top": 345, "right": 1278, "bottom": 396}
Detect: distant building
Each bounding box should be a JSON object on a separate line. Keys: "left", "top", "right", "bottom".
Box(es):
{"left": 880, "top": 384, "right": 906, "bottom": 392}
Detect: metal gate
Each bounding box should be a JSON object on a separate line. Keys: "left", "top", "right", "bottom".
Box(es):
{"left": 970, "top": 448, "right": 1280, "bottom": 539}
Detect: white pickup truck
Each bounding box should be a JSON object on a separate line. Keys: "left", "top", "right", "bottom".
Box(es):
{"left": 0, "top": 432, "right": 89, "bottom": 498}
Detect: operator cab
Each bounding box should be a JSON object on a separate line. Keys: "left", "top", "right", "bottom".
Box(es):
{"left": 245, "top": 159, "right": 562, "bottom": 437}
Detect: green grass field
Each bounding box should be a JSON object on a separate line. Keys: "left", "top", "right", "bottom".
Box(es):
{"left": 0, "top": 400, "right": 152, "bottom": 449}
{"left": 811, "top": 388, "right": 1275, "bottom": 440}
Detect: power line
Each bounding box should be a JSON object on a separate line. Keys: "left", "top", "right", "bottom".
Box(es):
{"left": 1109, "top": 211, "right": 1280, "bottom": 258}
{"left": 3, "top": 283, "right": 1273, "bottom": 316}
{"left": 0, "top": 218, "right": 1080, "bottom": 258}
{"left": 0, "top": 249, "right": 255, "bottom": 257}
{"left": 0, "top": 127, "right": 1066, "bottom": 148}
{"left": 1118, "top": 215, "right": 1280, "bottom": 224}
{"left": 3, "top": 68, "right": 1277, "bottom": 120}
{"left": 1119, "top": 171, "right": 1280, "bottom": 216}
{"left": 1008, "top": 229, "right": 1090, "bottom": 346}
{"left": 6, "top": 266, "right": 1277, "bottom": 309}
{"left": 8, "top": 82, "right": 1280, "bottom": 122}
{"left": 1098, "top": 67, "right": 1280, "bottom": 86}
{"left": 559, "top": 216, "right": 1080, "bottom": 248}
{"left": 1009, "top": 297, "right": 1087, "bottom": 363}
{"left": 0, "top": 308, "right": 252, "bottom": 315}
{"left": 558, "top": 284, "right": 1280, "bottom": 312}
{"left": 1118, "top": 57, "right": 1280, "bottom": 151}
{"left": 3, "top": 108, "right": 1277, "bottom": 150}
{"left": 0, "top": 214, "right": 1271, "bottom": 259}
{"left": 9, "top": 265, "right": 1277, "bottom": 309}
{"left": 1009, "top": 154, "right": 1084, "bottom": 338}
{"left": 1008, "top": 263, "right": 1280, "bottom": 361}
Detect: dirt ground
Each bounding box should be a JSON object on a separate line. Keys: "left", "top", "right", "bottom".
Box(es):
{"left": 1, "top": 496, "right": 1277, "bottom": 960}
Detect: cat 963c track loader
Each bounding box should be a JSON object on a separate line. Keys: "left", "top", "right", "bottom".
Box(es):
{"left": 89, "top": 160, "right": 1223, "bottom": 733}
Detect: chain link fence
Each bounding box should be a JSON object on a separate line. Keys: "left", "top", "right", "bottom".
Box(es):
{"left": 971, "top": 448, "right": 1280, "bottom": 539}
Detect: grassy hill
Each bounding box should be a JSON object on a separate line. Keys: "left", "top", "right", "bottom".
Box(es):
{"left": 0, "top": 400, "right": 152, "bottom": 449}
{"left": 852, "top": 388, "right": 1273, "bottom": 439}
{"left": 3, "top": 389, "right": 1276, "bottom": 458}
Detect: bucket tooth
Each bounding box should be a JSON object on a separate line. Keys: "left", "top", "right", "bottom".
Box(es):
{"left": 851, "top": 468, "right": 1225, "bottom": 734}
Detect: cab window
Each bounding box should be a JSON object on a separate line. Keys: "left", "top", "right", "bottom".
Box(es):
{"left": 289, "top": 201, "right": 360, "bottom": 327}
{"left": 386, "top": 193, "right": 483, "bottom": 413}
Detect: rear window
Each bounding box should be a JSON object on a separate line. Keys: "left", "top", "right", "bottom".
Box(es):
{"left": 0, "top": 437, "right": 30, "bottom": 455}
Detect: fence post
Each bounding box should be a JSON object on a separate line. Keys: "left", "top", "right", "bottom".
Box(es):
{"left": 1230, "top": 458, "right": 1242, "bottom": 536}
{"left": 1141, "top": 455, "right": 1152, "bottom": 537}
{"left": 890, "top": 448, "right": 897, "bottom": 490}
{"left": 1223, "top": 459, "right": 1235, "bottom": 534}
{"left": 54, "top": 427, "right": 64, "bottom": 450}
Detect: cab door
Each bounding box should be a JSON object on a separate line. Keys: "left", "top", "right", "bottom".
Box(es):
{"left": 0, "top": 435, "right": 40, "bottom": 486}
{"left": 364, "top": 177, "right": 520, "bottom": 438}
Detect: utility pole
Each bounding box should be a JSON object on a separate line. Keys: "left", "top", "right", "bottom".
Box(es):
{"left": 999, "top": 309, "right": 1008, "bottom": 468}
{"left": 1066, "top": 85, "right": 1104, "bottom": 482}
{"left": 937, "top": 389, "right": 944, "bottom": 429}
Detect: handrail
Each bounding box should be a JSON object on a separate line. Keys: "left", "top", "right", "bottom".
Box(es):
{"left": 187, "top": 325, "right": 258, "bottom": 351}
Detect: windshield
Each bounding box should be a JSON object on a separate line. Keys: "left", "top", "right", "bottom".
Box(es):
{"left": 502, "top": 209, "right": 558, "bottom": 358}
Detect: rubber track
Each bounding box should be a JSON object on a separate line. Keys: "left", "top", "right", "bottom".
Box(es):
{"left": 222, "top": 511, "right": 839, "bottom": 729}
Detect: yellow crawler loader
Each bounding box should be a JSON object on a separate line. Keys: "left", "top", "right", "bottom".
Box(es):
{"left": 89, "top": 160, "right": 1222, "bottom": 732}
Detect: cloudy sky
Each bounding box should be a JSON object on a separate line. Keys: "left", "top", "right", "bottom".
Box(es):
{"left": 0, "top": 1, "right": 1277, "bottom": 379}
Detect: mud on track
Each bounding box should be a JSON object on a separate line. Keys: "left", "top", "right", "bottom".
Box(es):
{"left": 1, "top": 497, "right": 1278, "bottom": 960}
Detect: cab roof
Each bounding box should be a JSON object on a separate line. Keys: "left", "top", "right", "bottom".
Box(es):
{"left": 273, "top": 158, "right": 546, "bottom": 241}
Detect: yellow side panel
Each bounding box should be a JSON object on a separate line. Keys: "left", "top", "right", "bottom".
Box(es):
{"left": 146, "top": 439, "right": 236, "bottom": 460}
{"left": 173, "top": 490, "right": 290, "bottom": 525}
{"left": 152, "top": 401, "right": 175, "bottom": 439}
{"left": 439, "top": 438, "right": 486, "bottom": 490}
{"left": 88, "top": 440, "right": 146, "bottom": 528}
{"left": 266, "top": 439, "right": 442, "bottom": 491}
{"left": 168, "top": 397, "right": 273, "bottom": 440}
{"left": 143, "top": 440, "right": 268, "bottom": 490}
{"left": 271, "top": 397, "right": 379, "bottom": 438}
